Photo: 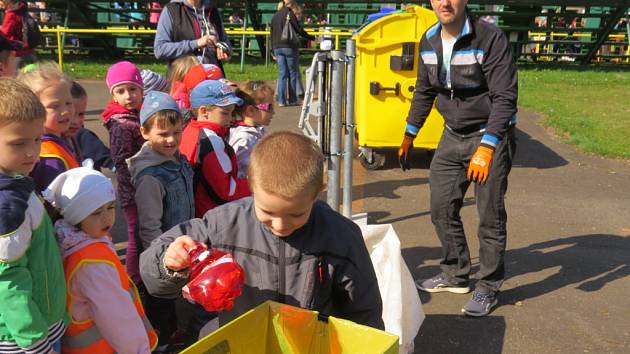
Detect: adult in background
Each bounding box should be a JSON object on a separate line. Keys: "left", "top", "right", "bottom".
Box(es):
{"left": 154, "top": 0, "right": 231, "bottom": 75}
{"left": 399, "top": 0, "right": 517, "bottom": 317}
{"left": 271, "top": 0, "right": 314, "bottom": 106}
{"left": 1, "top": 0, "right": 35, "bottom": 66}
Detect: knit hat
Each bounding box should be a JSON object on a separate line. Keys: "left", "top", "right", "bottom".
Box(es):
{"left": 183, "top": 64, "right": 224, "bottom": 93}
{"left": 106, "top": 61, "right": 143, "bottom": 93}
{"left": 140, "top": 91, "right": 180, "bottom": 126}
{"left": 43, "top": 167, "right": 116, "bottom": 226}
{"left": 189, "top": 80, "right": 243, "bottom": 109}
{"left": 141, "top": 69, "right": 168, "bottom": 95}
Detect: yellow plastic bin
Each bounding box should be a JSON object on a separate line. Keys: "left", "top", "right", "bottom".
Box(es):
{"left": 353, "top": 6, "right": 444, "bottom": 169}
{"left": 181, "top": 301, "right": 399, "bottom": 354}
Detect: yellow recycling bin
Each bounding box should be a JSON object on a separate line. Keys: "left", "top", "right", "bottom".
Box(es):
{"left": 354, "top": 6, "right": 444, "bottom": 169}
{"left": 181, "top": 301, "right": 399, "bottom": 354}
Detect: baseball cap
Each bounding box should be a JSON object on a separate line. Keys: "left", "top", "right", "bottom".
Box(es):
{"left": 189, "top": 80, "right": 243, "bottom": 109}
{"left": 140, "top": 91, "right": 180, "bottom": 126}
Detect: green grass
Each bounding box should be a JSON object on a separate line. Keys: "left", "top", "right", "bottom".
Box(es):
{"left": 61, "top": 56, "right": 304, "bottom": 81}
{"left": 519, "top": 69, "right": 630, "bottom": 158}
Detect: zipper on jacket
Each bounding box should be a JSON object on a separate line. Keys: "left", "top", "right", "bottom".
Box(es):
{"left": 278, "top": 239, "right": 286, "bottom": 303}
{"left": 309, "top": 255, "right": 324, "bottom": 308}
{"left": 450, "top": 89, "right": 454, "bottom": 100}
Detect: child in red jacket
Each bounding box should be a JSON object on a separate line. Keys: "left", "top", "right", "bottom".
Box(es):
{"left": 180, "top": 80, "right": 250, "bottom": 217}
{"left": 0, "top": 0, "right": 35, "bottom": 65}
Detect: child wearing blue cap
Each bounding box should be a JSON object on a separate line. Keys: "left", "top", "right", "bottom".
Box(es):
{"left": 180, "top": 79, "right": 251, "bottom": 217}
{"left": 126, "top": 91, "right": 195, "bottom": 351}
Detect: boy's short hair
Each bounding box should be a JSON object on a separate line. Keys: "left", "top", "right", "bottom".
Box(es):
{"left": 249, "top": 131, "right": 324, "bottom": 199}
{"left": 17, "top": 61, "right": 70, "bottom": 95}
{"left": 0, "top": 78, "right": 45, "bottom": 126}
{"left": 70, "top": 81, "right": 87, "bottom": 99}
{"left": 143, "top": 110, "right": 182, "bottom": 131}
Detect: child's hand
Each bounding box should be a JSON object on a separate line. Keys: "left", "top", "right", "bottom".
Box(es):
{"left": 164, "top": 236, "right": 201, "bottom": 272}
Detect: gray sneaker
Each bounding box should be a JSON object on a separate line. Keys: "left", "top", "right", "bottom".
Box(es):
{"left": 462, "top": 290, "right": 498, "bottom": 317}
{"left": 415, "top": 273, "right": 471, "bottom": 294}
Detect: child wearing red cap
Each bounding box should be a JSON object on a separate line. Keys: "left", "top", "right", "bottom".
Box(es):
{"left": 101, "top": 60, "right": 145, "bottom": 286}
{"left": 174, "top": 63, "right": 224, "bottom": 124}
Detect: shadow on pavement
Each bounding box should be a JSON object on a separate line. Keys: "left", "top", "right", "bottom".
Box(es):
{"left": 401, "top": 234, "right": 630, "bottom": 311}
{"left": 362, "top": 126, "right": 569, "bottom": 171}
{"left": 353, "top": 177, "right": 429, "bottom": 201}
{"left": 513, "top": 127, "right": 568, "bottom": 169}
{"left": 415, "top": 314, "right": 506, "bottom": 354}
{"left": 502, "top": 234, "right": 630, "bottom": 303}
{"left": 363, "top": 148, "right": 433, "bottom": 171}
{"left": 368, "top": 197, "right": 475, "bottom": 224}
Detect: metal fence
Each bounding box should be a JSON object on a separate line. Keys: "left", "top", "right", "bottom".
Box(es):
{"left": 40, "top": 27, "right": 354, "bottom": 70}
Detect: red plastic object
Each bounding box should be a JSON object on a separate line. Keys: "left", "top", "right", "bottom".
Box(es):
{"left": 182, "top": 243, "right": 245, "bottom": 312}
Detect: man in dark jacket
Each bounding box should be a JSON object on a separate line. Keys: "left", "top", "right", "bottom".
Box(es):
{"left": 399, "top": 0, "right": 517, "bottom": 317}
{"left": 154, "top": 0, "right": 231, "bottom": 73}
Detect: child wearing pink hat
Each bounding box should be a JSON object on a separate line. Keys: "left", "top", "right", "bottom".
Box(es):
{"left": 101, "top": 60, "right": 145, "bottom": 286}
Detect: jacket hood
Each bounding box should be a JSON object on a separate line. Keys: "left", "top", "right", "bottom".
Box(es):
{"left": 127, "top": 141, "right": 179, "bottom": 181}
{"left": 54, "top": 219, "right": 111, "bottom": 259}
{"left": 101, "top": 100, "right": 138, "bottom": 124}
{"left": 0, "top": 174, "right": 33, "bottom": 235}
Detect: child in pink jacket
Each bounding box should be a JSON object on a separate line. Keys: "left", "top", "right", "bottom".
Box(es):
{"left": 44, "top": 166, "right": 157, "bottom": 353}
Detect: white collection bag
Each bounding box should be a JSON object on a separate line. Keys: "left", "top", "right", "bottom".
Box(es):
{"left": 361, "top": 224, "right": 425, "bottom": 354}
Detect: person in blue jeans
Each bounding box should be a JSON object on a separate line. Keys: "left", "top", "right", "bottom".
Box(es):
{"left": 270, "top": 0, "right": 315, "bottom": 106}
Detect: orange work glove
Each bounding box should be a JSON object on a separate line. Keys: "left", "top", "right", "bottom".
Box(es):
{"left": 467, "top": 146, "right": 494, "bottom": 183}
{"left": 398, "top": 135, "right": 414, "bottom": 171}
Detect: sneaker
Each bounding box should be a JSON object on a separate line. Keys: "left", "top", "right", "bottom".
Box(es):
{"left": 415, "top": 273, "right": 470, "bottom": 294}
{"left": 462, "top": 290, "right": 498, "bottom": 317}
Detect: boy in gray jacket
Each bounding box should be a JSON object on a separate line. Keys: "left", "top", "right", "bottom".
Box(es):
{"left": 127, "top": 91, "right": 195, "bottom": 350}
{"left": 139, "top": 131, "right": 384, "bottom": 331}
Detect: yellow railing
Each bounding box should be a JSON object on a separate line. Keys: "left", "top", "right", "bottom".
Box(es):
{"left": 528, "top": 31, "right": 630, "bottom": 61}
{"left": 40, "top": 27, "right": 354, "bottom": 69}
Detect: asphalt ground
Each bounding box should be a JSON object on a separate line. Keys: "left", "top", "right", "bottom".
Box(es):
{"left": 81, "top": 80, "right": 630, "bottom": 354}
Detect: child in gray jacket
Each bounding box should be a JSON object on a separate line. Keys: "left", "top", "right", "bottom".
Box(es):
{"left": 140, "top": 131, "right": 384, "bottom": 334}
{"left": 127, "top": 91, "right": 194, "bottom": 350}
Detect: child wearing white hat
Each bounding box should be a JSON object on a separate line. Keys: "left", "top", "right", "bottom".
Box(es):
{"left": 44, "top": 166, "right": 158, "bottom": 353}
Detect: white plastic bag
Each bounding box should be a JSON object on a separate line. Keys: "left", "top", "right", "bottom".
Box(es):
{"left": 360, "top": 224, "right": 425, "bottom": 354}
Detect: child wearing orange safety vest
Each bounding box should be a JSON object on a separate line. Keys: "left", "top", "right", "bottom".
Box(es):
{"left": 18, "top": 62, "right": 80, "bottom": 193}
{"left": 44, "top": 166, "right": 157, "bottom": 354}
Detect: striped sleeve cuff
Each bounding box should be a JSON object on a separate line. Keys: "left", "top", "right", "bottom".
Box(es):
{"left": 45, "top": 320, "right": 66, "bottom": 348}
{"left": 21, "top": 337, "right": 52, "bottom": 354}
{"left": 480, "top": 133, "right": 500, "bottom": 150}
{"left": 405, "top": 123, "right": 420, "bottom": 138}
